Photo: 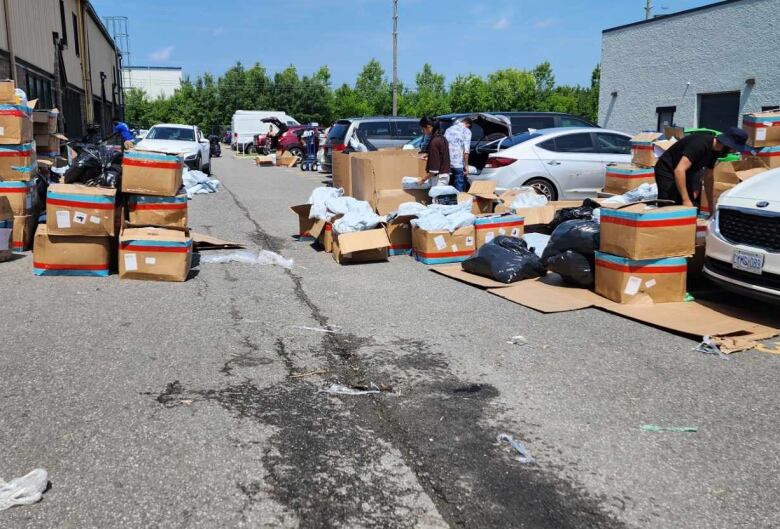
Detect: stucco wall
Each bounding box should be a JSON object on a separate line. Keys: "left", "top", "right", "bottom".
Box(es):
{"left": 599, "top": 0, "right": 780, "bottom": 133}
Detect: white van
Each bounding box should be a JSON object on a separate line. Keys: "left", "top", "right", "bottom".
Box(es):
{"left": 231, "top": 110, "right": 299, "bottom": 152}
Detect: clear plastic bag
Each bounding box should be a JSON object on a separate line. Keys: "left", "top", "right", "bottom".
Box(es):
{"left": 198, "top": 250, "right": 293, "bottom": 269}
{"left": 0, "top": 468, "right": 48, "bottom": 511}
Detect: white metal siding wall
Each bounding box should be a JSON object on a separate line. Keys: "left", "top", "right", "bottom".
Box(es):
{"left": 123, "top": 68, "right": 182, "bottom": 99}
{"left": 599, "top": 0, "right": 780, "bottom": 133}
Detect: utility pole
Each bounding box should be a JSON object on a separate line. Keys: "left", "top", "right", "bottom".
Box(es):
{"left": 645, "top": 0, "right": 653, "bottom": 20}
{"left": 392, "top": 0, "right": 398, "bottom": 117}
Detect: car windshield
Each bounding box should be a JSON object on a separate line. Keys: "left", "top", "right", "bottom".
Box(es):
{"left": 147, "top": 127, "right": 195, "bottom": 141}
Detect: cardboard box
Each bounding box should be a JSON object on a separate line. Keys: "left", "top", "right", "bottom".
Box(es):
{"left": 743, "top": 146, "right": 780, "bottom": 169}
{"left": 11, "top": 214, "right": 35, "bottom": 252}
{"left": 32, "top": 225, "right": 110, "bottom": 276}
{"left": 712, "top": 158, "right": 769, "bottom": 205}
{"left": 119, "top": 227, "right": 192, "bottom": 282}
{"left": 331, "top": 150, "right": 352, "bottom": 196}
{"left": 630, "top": 132, "right": 664, "bottom": 167}
{"left": 0, "top": 81, "right": 17, "bottom": 104}
{"left": 412, "top": 225, "right": 475, "bottom": 265}
{"left": 603, "top": 163, "right": 656, "bottom": 195}
{"left": 127, "top": 193, "right": 188, "bottom": 228}
{"left": 386, "top": 215, "right": 414, "bottom": 256}
{"left": 46, "top": 183, "right": 117, "bottom": 236}
{"left": 663, "top": 125, "right": 685, "bottom": 140}
{"left": 0, "top": 142, "right": 36, "bottom": 181}
{"left": 0, "top": 180, "right": 34, "bottom": 215}
{"left": 32, "top": 109, "right": 58, "bottom": 134}
{"left": 743, "top": 111, "right": 780, "bottom": 148}
{"left": 35, "top": 133, "right": 66, "bottom": 156}
{"left": 332, "top": 228, "right": 390, "bottom": 264}
{"left": 0, "top": 219, "right": 11, "bottom": 262}
{"left": 465, "top": 180, "right": 497, "bottom": 214}
{"left": 318, "top": 222, "right": 334, "bottom": 252}
{"left": 290, "top": 204, "right": 316, "bottom": 240}
{"left": 496, "top": 197, "right": 584, "bottom": 226}
{"left": 474, "top": 213, "right": 524, "bottom": 248}
{"left": 122, "top": 150, "right": 184, "bottom": 196}
{"left": 375, "top": 188, "right": 429, "bottom": 216}
{"left": 595, "top": 251, "right": 687, "bottom": 304}
{"left": 0, "top": 103, "right": 33, "bottom": 145}
{"left": 600, "top": 204, "right": 697, "bottom": 259}
{"left": 351, "top": 150, "right": 427, "bottom": 210}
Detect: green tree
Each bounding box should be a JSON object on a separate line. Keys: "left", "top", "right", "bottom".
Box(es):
{"left": 332, "top": 83, "right": 372, "bottom": 118}
{"left": 355, "top": 59, "right": 392, "bottom": 115}
{"left": 449, "top": 74, "right": 490, "bottom": 113}
{"left": 124, "top": 87, "right": 152, "bottom": 128}
{"left": 410, "top": 63, "right": 450, "bottom": 117}
{"left": 486, "top": 69, "right": 537, "bottom": 111}
{"left": 532, "top": 61, "right": 556, "bottom": 110}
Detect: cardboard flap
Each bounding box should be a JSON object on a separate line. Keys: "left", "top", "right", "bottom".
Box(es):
{"left": 431, "top": 266, "right": 514, "bottom": 289}
{"left": 290, "top": 204, "right": 312, "bottom": 216}
{"left": 490, "top": 275, "right": 599, "bottom": 313}
{"left": 309, "top": 218, "right": 329, "bottom": 239}
{"left": 337, "top": 229, "right": 390, "bottom": 253}
{"left": 663, "top": 125, "right": 685, "bottom": 140}
{"left": 49, "top": 183, "right": 116, "bottom": 198}
{"left": 468, "top": 180, "right": 497, "bottom": 199}
{"left": 191, "top": 232, "right": 245, "bottom": 250}
{"left": 121, "top": 226, "right": 190, "bottom": 243}
{"left": 631, "top": 132, "right": 664, "bottom": 143}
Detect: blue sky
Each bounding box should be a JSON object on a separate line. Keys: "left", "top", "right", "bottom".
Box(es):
{"left": 92, "top": 0, "right": 715, "bottom": 88}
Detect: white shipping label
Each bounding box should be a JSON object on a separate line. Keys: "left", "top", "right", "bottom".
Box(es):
{"left": 56, "top": 210, "right": 71, "bottom": 229}
{"left": 498, "top": 228, "right": 506, "bottom": 235}
{"left": 485, "top": 232, "right": 495, "bottom": 244}
{"left": 0, "top": 126, "right": 5, "bottom": 136}
{"left": 73, "top": 212, "right": 87, "bottom": 224}
{"left": 465, "top": 236, "right": 474, "bottom": 247}
{"left": 89, "top": 215, "right": 101, "bottom": 224}
{"left": 433, "top": 235, "right": 447, "bottom": 251}
{"left": 0, "top": 228, "right": 10, "bottom": 251}
{"left": 511, "top": 228, "right": 520, "bottom": 237}
{"left": 645, "top": 279, "right": 657, "bottom": 289}
{"left": 451, "top": 244, "right": 458, "bottom": 252}
{"left": 144, "top": 257, "right": 157, "bottom": 265}
{"left": 756, "top": 128, "right": 767, "bottom": 141}
{"left": 124, "top": 253, "right": 138, "bottom": 271}
{"left": 624, "top": 276, "right": 642, "bottom": 296}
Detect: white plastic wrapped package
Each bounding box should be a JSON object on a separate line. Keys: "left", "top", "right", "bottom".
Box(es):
{"left": 402, "top": 176, "right": 430, "bottom": 190}
{"left": 183, "top": 167, "right": 221, "bottom": 197}
{"left": 428, "top": 185, "right": 458, "bottom": 198}
{"left": 523, "top": 233, "right": 551, "bottom": 258}
{"left": 333, "top": 201, "right": 384, "bottom": 234}
{"left": 602, "top": 183, "right": 658, "bottom": 207}
{"left": 325, "top": 196, "right": 362, "bottom": 215}
{"left": 396, "top": 202, "right": 428, "bottom": 217}
{"left": 411, "top": 199, "right": 476, "bottom": 232}
{"left": 511, "top": 192, "right": 548, "bottom": 209}
{"left": 308, "top": 187, "right": 344, "bottom": 220}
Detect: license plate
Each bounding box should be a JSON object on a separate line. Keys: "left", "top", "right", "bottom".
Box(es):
{"left": 732, "top": 249, "right": 764, "bottom": 275}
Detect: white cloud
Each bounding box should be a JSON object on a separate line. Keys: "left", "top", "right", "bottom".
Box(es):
{"left": 493, "top": 16, "right": 510, "bottom": 30}
{"left": 212, "top": 26, "right": 224, "bottom": 37}
{"left": 148, "top": 45, "right": 174, "bottom": 62}
{"left": 534, "top": 18, "right": 559, "bottom": 29}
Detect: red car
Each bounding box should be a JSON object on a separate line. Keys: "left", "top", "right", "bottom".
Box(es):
{"left": 254, "top": 118, "right": 322, "bottom": 157}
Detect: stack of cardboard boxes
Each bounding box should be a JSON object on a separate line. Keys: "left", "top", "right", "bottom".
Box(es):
{"left": 0, "top": 80, "right": 37, "bottom": 256}
{"left": 602, "top": 131, "right": 668, "bottom": 195}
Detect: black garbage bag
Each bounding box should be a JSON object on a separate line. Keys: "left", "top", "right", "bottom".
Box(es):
{"left": 542, "top": 220, "right": 600, "bottom": 261}
{"left": 545, "top": 250, "right": 595, "bottom": 288}
{"left": 548, "top": 198, "right": 601, "bottom": 231}
{"left": 63, "top": 143, "right": 123, "bottom": 188}
{"left": 462, "top": 236, "right": 547, "bottom": 284}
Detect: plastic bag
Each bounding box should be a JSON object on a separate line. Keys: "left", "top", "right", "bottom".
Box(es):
{"left": 332, "top": 205, "right": 383, "bottom": 234}
{"left": 63, "top": 144, "right": 123, "bottom": 188}
{"left": 198, "top": 250, "right": 293, "bottom": 269}
{"left": 402, "top": 176, "right": 430, "bottom": 190}
{"left": 602, "top": 183, "right": 659, "bottom": 207}
{"left": 548, "top": 198, "right": 601, "bottom": 231}
{"left": 541, "top": 220, "right": 600, "bottom": 262}
{"left": 511, "top": 192, "right": 548, "bottom": 209}
{"left": 545, "top": 250, "right": 595, "bottom": 288}
{"left": 0, "top": 468, "right": 48, "bottom": 511}
{"left": 428, "top": 185, "right": 458, "bottom": 198}
{"left": 462, "top": 236, "right": 546, "bottom": 283}
{"left": 307, "top": 186, "right": 343, "bottom": 220}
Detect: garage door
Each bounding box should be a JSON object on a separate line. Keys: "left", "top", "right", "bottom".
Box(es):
{"left": 699, "top": 92, "right": 740, "bottom": 132}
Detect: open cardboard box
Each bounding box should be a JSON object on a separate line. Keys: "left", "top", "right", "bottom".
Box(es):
{"left": 332, "top": 228, "right": 390, "bottom": 264}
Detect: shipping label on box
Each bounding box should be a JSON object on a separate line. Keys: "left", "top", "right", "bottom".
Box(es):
{"left": 32, "top": 225, "right": 110, "bottom": 276}
{"left": 743, "top": 111, "right": 780, "bottom": 148}
{"left": 412, "top": 225, "right": 475, "bottom": 265}
{"left": 0, "top": 104, "right": 33, "bottom": 145}
{"left": 474, "top": 213, "right": 524, "bottom": 248}
{"left": 600, "top": 204, "right": 697, "bottom": 259}
{"left": 119, "top": 227, "right": 192, "bottom": 282}
{"left": 332, "top": 228, "right": 390, "bottom": 264}
{"left": 385, "top": 215, "right": 415, "bottom": 256}
{"left": 0, "top": 180, "right": 34, "bottom": 215}
{"left": 122, "top": 150, "right": 184, "bottom": 196}
{"left": 630, "top": 132, "right": 664, "bottom": 167}
{"left": 46, "top": 183, "right": 117, "bottom": 236}
{"left": 128, "top": 193, "right": 188, "bottom": 228}
{"left": 604, "top": 163, "right": 656, "bottom": 194}
{"left": 0, "top": 143, "right": 36, "bottom": 181}
{"left": 595, "top": 251, "right": 687, "bottom": 304}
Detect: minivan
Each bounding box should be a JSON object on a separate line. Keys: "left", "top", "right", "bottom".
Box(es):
{"left": 321, "top": 116, "right": 421, "bottom": 173}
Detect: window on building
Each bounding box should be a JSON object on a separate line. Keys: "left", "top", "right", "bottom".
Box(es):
{"left": 656, "top": 106, "right": 676, "bottom": 132}
{"left": 25, "top": 72, "right": 53, "bottom": 109}
{"left": 762, "top": 105, "right": 779, "bottom": 112}
{"left": 59, "top": 0, "right": 68, "bottom": 46}
{"left": 72, "top": 13, "right": 80, "bottom": 56}
{"left": 699, "top": 92, "right": 740, "bottom": 132}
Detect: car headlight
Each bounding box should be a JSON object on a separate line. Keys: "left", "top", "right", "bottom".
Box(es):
{"left": 710, "top": 209, "right": 720, "bottom": 237}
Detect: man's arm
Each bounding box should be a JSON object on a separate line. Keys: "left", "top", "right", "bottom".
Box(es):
{"left": 674, "top": 156, "right": 694, "bottom": 206}
{"left": 702, "top": 168, "right": 714, "bottom": 216}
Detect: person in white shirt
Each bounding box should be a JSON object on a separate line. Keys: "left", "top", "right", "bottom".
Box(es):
{"left": 444, "top": 117, "right": 472, "bottom": 191}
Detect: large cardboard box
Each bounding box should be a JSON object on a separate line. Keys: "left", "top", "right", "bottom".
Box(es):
{"left": 663, "top": 125, "right": 685, "bottom": 140}
{"left": 630, "top": 132, "right": 664, "bottom": 167}
{"left": 600, "top": 204, "right": 697, "bottom": 259}
{"left": 412, "top": 225, "right": 475, "bottom": 265}
{"left": 46, "top": 183, "right": 117, "bottom": 236}
{"left": 743, "top": 111, "right": 780, "bottom": 148}
{"left": 332, "top": 228, "right": 390, "bottom": 264}
{"left": 318, "top": 221, "right": 334, "bottom": 252}
{"left": 595, "top": 251, "right": 687, "bottom": 304}
{"left": 127, "top": 193, "right": 188, "bottom": 228}
{"left": 32, "top": 225, "right": 110, "bottom": 276}
{"left": 122, "top": 150, "right": 184, "bottom": 196}
{"left": 743, "top": 146, "right": 780, "bottom": 169}
{"left": 0, "top": 103, "right": 33, "bottom": 145}
{"left": 32, "top": 109, "right": 58, "bottom": 134}
{"left": 34, "top": 133, "right": 66, "bottom": 157}
{"left": 0, "top": 180, "right": 34, "bottom": 215}
{"left": 0, "top": 81, "right": 17, "bottom": 104}
{"left": 0, "top": 219, "right": 10, "bottom": 262}
{"left": 385, "top": 215, "right": 415, "bottom": 256}
{"left": 11, "top": 214, "right": 35, "bottom": 252}
{"left": 465, "top": 180, "right": 498, "bottom": 214}
{"left": 351, "top": 150, "right": 426, "bottom": 210}
{"left": 0, "top": 142, "right": 36, "bottom": 181}
{"left": 712, "top": 158, "right": 769, "bottom": 205}
{"left": 331, "top": 150, "right": 353, "bottom": 196}
{"left": 374, "top": 188, "right": 429, "bottom": 215}
{"left": 290, "top": 204, "right": 316, "bottom": 240}
{"left": 119, "top": 227, "right": 192, "bottom": 282}
{"left": 474, "top": 213, "right": 524, "bottom": 248}
{"left": 604, "top": 163, "right": 656, "bottom": 195}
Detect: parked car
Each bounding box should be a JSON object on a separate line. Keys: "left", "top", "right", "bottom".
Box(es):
{"left": 321, "top": 116, "right": 422, "bottom": 173}
{"left": 136, "top": 123, "right": 211, "bottom": 174}
{"left": 703, "top": 167, "right": 780, "bottom": 304}
{"left": 433, "top": 113, "right": 513, "bottom": 170}
{"left": 471, "top": 127, "right": 632, "bottom": 200}
{"left": 254, "top": 118, "right": 323, "bottom": 158}
{"left": 231, "top": 110, "right": 299, "bottom": 152}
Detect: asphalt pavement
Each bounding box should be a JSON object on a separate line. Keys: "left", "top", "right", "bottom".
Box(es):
{"left": 1, "top": 151, "right": 778, "bottom": 528}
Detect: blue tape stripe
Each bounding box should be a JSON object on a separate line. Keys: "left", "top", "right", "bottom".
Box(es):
{"left": 606, "top": 167, "right": 655, "bottom": 175}
{"left": 0, "top": 220, "right": 11, "bottom": 228}
{"left": 388, "top": 249, "right": 412, "bottom": 256}
{"left": 0, "top": 181, "right": 31, "bottom": 189}
{"left": 0, "top": 104, "right": 32, "bottom": 113}
{"left": 474, "top": 214, "right": 522, "bottom": 226}
{"left": 126, "top": 151, "right": 182, "bottom": 162}
{"left": 414, "top": 254, "right": 469, "bottom": 265}
{"left": 34, "top": 268, "right": 109, "bottom": 277}
{"left": 123, "top": 239, "right": 192, "bottom": 248}
{"left": 601, "top": 208, "right": 696, "bottom": 221}
{"left": 9, "top": 164, "right": 35, "bottom": 173}
{"left": 129, "top": 195, "right": 187, "bottom": 204}
{"left": 0, "top": 143, "right": 35, "bottom": 153}
{"left": 47, "top": 191, "right": 115, "bottom": 204}
{"left": 594, "top": 251, "right": 687, "bottom": 266}
{"left": 744, "top": 115, "right": 780, "bottom": 123}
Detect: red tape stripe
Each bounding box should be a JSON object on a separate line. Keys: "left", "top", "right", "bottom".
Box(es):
{"left": 0, "top": 151, "right": 32, "bottom": 157}
{"left": 631, "top": 145, "right": 654, "bottom": 151}
{"left": 0, "top": 188, "right": 29, "bottom": 194}
{"left": 130, "top": 203, "right": 186, "bottom": 211}
{"left": 124, "top": 159, "right": 182, "bottom": 170}
{"left": 602, "top": 216, "right": 695, "bottom": 228}
{"left": 389, "top": 244, "right": 412, "bottom": 250}
{"left": 415, "top": 249, "right": 474, "bottom": 258}
{"left": 47, "top": 198, "right": 115, "bottom": 210}
{"left": 120, "top": 245, "right": 189, "bottom": 253}
{"left": 475, "top": 221, "right": 524, "bottom": 230}
{"left": 0, "top": 109, "right": 27, "bottom": 117}
{"left": 606, "top": 173, "right": 655, "bottom": 179}
{"left": 33, "top": 262, "right": 107, "bottom": 270}
{"left": 596, "top": 259, "right": 687, "bottom": 274}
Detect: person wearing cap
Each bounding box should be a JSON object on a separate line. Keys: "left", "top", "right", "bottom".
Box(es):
{"left": 654, "top": 126, "right": 748, "bottom": 210}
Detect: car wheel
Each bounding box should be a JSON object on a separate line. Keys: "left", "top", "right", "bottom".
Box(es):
{"left": 288, "top": 146, "right": 304, "bottom": 159}
{"left": 203, "top": 162, "right": 211, "bottom": 175}
{"left": 524, "top": 178, "right": 558, "bottom": 201}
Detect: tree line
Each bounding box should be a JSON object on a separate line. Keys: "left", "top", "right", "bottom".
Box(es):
{"left": 124, "top": 60, "right": 600, "bottom": 134}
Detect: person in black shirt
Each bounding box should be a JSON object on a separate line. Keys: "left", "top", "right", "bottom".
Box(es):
{"left": 655, "top": 127, "right": 748, "bottom": 210}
